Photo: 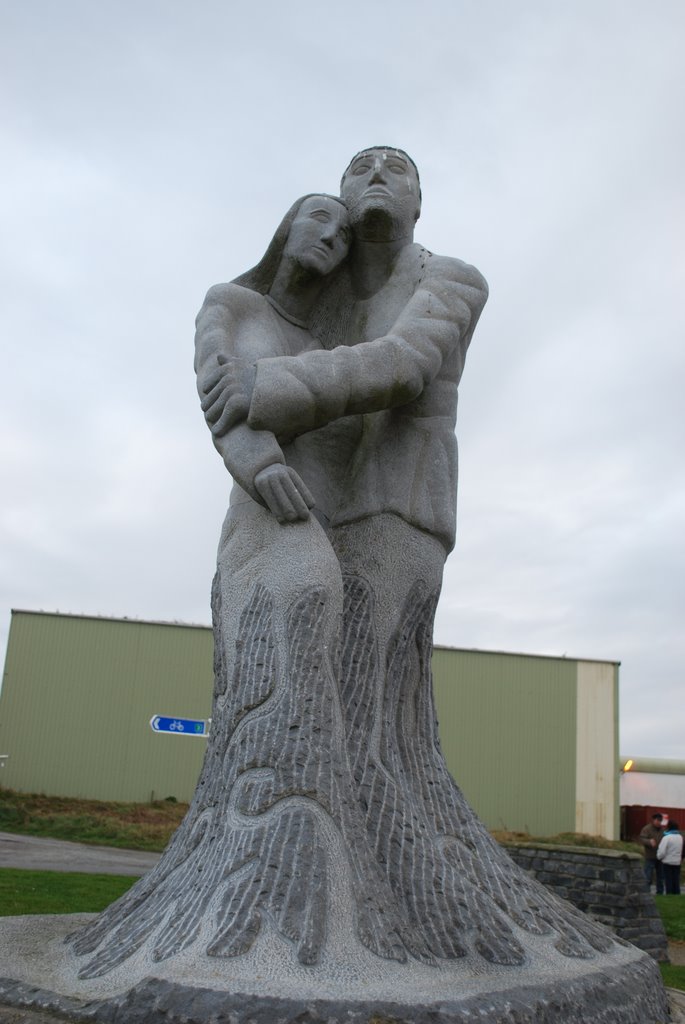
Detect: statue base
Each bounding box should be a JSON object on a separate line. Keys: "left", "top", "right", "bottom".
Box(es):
{"left": 0, "top": 914, "right": 670, "bottom": 1023}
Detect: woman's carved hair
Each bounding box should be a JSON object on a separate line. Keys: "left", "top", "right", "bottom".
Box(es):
{"left": 232, "top": 193, "right": 346, "bottom": 295}
{"left": 231, "top": 193, "right": 352, "bottom": 350}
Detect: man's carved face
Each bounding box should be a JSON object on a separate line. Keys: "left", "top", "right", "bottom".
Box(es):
{"left": 340, "top": 148, "right": 421, "bottom": 237}
{"left": 283, "top": 196, "right": 351, "bottom": 275}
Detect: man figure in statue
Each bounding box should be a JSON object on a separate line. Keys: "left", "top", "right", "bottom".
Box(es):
{"left": 197, "top": 149, "right": 614, "bottom": 963}
{"left": 201, "top": 145, "right": 489, "bottom": 839}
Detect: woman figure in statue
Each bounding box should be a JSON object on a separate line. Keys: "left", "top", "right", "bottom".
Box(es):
{"left": 70, "top": 195, "right": 421, "bottom": 978}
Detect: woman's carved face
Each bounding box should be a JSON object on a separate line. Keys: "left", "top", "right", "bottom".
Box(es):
{"left": 283, "top": 196, "right": 351, "bottom": 276}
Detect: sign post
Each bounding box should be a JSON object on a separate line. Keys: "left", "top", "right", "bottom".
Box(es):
{"left": 150, "top": 715, "right": 209, "bottom": 737}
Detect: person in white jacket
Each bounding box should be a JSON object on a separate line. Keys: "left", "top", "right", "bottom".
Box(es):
{"left": 657, "top": 820, "right": 683, "bottom": 894}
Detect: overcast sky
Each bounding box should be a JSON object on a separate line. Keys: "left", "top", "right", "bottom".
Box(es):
{"left": 2, "top": 1, "right": 683, "bottom": 759}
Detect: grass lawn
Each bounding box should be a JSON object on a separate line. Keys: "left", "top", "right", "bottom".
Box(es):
{"left": 0, "top": 788, "right": 186, "bottom": 851}
{"left": 655, "top": 895, "right": 685, "bottom": 941}
{"left": 660, "top": 963, "right": 685, "bottom": 991}
{"left": 657, "top": 893, "right": 685, "bottom": 993}
{"left": 0, "top": 868, "right": 135, "bottom": 916}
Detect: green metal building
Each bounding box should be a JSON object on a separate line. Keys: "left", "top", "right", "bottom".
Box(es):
{"left": 0, "top": 610, "right": 620, "bottom": 838}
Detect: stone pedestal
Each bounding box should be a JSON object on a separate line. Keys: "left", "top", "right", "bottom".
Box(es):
{"left": 0, "top": 912, "right": 670, "bottom": 1023}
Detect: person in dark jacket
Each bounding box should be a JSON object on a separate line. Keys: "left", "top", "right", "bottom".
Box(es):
{"left": 639, "top": 812, "right": 664, "bottom": 893}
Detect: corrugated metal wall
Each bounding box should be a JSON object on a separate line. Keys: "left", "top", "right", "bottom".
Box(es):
{"left": 0, "top": 612, "right": 617, "bottom": 836}
{"left": 432, "top": 647, "right": 577, "bottom": 835}
{"left": 0, "top": 612, "right": 212, "bottom": 802}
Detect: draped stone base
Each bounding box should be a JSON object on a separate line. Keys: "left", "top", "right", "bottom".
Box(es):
{"left": 0, "top": 914, "right": 670, "bottom": 1023}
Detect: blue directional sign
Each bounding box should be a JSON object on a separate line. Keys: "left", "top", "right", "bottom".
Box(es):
{"left": 150, "top": 715, "right": 209, "bottom": 737}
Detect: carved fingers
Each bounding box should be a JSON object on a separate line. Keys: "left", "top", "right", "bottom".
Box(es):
{"left": 254, "top": 465, "right": 315, "bottom": 524}
{"left": 201, "top": 355, "right": 256, "bottom": 437}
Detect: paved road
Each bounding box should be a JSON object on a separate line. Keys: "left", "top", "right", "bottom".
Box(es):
{"left": 0, "top": 831, "right": 160, "bottom": 876}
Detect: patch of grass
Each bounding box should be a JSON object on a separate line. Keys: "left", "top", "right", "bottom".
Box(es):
{"left": 492, "top": 829, "right": 640, "bottom": 855}
{"left": 0, "top": 868, "right": 136, "bottom": 916}
{"left": 660, "top": 962, "right": 685, "bottom": 992}
{"left": 655, "top": 896, "right": 685, "bottom": 941}
{"left": 0, "top": 788, "right": 187, "bottom": 852}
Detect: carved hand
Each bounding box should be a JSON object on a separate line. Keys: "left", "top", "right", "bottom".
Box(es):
{"left": 253, "top": 464, "right": 315, "bottom": 524}
{"left": 201, "top": 355, "right": 257, "bottom": 438}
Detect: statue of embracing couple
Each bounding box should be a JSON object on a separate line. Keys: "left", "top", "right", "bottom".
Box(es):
{"left": 70, "top": 147, "right": 615, "bottom": 979}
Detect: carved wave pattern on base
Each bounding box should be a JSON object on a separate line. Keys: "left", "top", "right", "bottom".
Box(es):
{"left": 68, "top": 573, "right": 617, "bottom": 978}
{"left": 69, "top": 579, "right": 416, "bottom": 977}
{"left": 339, "top": 575, "right": 615, "bottom": 964}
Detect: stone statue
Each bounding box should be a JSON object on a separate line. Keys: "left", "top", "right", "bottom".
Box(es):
{"left": 0, "top": 149, "right": 666, "bottom": 1023}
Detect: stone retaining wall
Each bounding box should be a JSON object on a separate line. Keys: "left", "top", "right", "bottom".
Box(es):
{"left": 504, "top": 843, "right": 668, "bottom": 961}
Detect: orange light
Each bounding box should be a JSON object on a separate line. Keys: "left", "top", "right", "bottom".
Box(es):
{"left": 623, "top": 759, "right": 634, "bottom": 772}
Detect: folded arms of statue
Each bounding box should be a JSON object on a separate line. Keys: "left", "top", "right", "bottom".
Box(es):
{"left": 245, "top": 257, "right": 488, "bottom": 442}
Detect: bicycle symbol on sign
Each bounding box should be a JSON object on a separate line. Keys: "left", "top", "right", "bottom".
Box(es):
{"left": 169, "top": 720, "right": 185, "bottom": 732}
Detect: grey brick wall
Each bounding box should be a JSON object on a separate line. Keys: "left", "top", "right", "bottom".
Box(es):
{"left": 504, "top": 843, "right": 668, "bottom": 961}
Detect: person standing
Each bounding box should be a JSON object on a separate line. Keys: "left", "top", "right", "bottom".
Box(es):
{"left": 639, "top": 812, "right": 664, "bottom": 893}
{"left": 657, "top": 819, "right": 683, "bottom": 895}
